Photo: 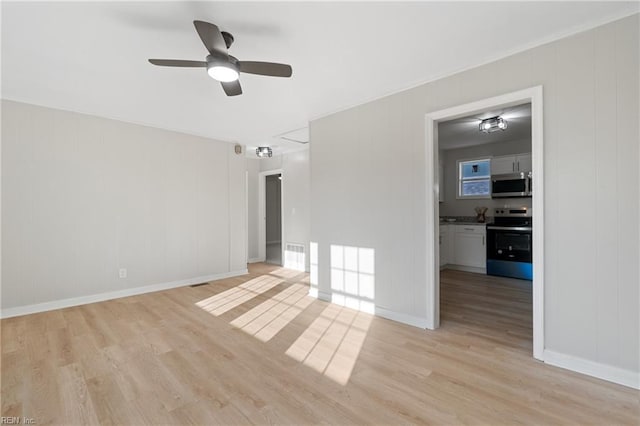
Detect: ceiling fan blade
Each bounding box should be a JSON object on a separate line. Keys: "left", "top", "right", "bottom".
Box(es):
{"left": 221, "top": 80, "right": 242, "bottom": 96}
{"left": 193, "top": 20, "right": 228, "bottom": 56}
{"left": 238, "top": 61, "right": 292, "bottom": 77}
{"left": 148, "top": 59, "right": 207, "bottom": 67}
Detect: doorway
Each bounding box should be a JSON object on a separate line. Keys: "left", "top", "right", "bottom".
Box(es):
{"left": 258, "top": 169, "right": 284, "bottom": 266}
{"left": 425, "top": 86, "right": 544, "bottom": 361}
{"left": 265, "top": 174, "right": 282, "bottom": 265}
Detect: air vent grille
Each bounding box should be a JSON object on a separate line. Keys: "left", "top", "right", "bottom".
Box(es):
{"left": 284, "top": 243, "right": 306, "bottom": 271}
{"left": 286, "top": 243, "right": 304, "bottom": 253}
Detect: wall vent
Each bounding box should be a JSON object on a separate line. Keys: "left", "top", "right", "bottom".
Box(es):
{"left": 284, "top": 243, "right": 306, "bottom": 271}
{"left": 286, "top": 243, "right": 304, "bottom": 253}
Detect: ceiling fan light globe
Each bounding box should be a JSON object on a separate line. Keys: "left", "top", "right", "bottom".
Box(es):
{"left": 208, "top": 65, "right": 239, "bottom": 82}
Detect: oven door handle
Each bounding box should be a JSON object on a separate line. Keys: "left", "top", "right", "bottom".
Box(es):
{"left": 486, "top": 226, "right": 532, "bottom": 231}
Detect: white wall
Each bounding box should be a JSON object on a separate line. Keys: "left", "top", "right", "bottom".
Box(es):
{"left": 247, "top": 150, "right": 310, "bottom": 270}
{"left": 246, "top": 159, "right": 260, "bottom": 261}
{"left": 282, "top": 150, "right": 311, "bottom": 271}
{"left": 310, "top": 15, "right": 639, "bottom": 379}
{"left": 440, "top": 138, "right": 532, "bottom": 217}
{"left": 1, "top": 100, "right": 247, "bottom": 313}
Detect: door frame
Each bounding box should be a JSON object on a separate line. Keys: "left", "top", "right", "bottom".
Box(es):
{"left": 424, "top": 86, "right": 545, "bottom": 361}
{"left": 258, "top": 169, "right": 284, "bottom": 265}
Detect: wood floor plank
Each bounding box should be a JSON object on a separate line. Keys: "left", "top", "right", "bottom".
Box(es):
{"left": 1, "top": 264, "right": 638, "bottom": 424}
{"left": 58, "top": 363, "right": 101, "bottom": 425}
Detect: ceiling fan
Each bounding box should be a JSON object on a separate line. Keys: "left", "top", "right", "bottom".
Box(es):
{"left": 148, "top": 20, "right": 293, "bottom": 96}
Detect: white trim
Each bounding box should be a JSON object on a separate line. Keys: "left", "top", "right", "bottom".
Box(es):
{"left": 317, "top": 290, "right": 332, "bottom": 302}
{"left": 316, "top": 289, "right": 430, "bottom": 329}
{"left": 0, "top": 269, "right": 249, "bottom": 319}
{"left": 247, "top": 257, "right": 265, "bottom": 263}
{"left": 374, "top": 307, "right": 429, "bottom": 329}
{"left": 530, "top": 86, "right": 545, "bottom": 362}
{"left": 245, "top": 169, "right": 249, "bottom": 264}
{"left": 425, "top": 86, "right": 545, "bottom": 361}
{"left": 258, "top": 169, "right": 284, "bottom": 265}
{"left": 544, "top": 350, "right": 640, "bottom": 390}
{"left": 425, "top": 115, "right": 439, "bottom": 330}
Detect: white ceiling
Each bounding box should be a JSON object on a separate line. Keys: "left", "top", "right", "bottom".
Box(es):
{"left": 2, "top": 2, "right": 638, "bottom": 155}
{"left": 439, "top": 103, "right": 532, "bottom": 150}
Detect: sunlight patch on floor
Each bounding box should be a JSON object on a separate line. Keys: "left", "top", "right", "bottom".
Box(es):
{"left": 285, "top": 304, "right": 372, "bottom": 385}
{"left": 269, "top": 267, "right": 305, "bottom": 280}
{"left": 196, "top": 275, "right": 283, "bottom": 316}
{"left": 230, "top": 283, "right": 314, "bottom": 342}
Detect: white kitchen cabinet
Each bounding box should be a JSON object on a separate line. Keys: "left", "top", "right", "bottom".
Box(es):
{"left": 439, "top": 225, "right": 449, "bottom": 267}
{"left": 516, "top": 153, "right": 532, "bottom": 173}
{"left": 491, "top": 155, "right": 517, "bottom": 175}
{"left": 452, "top": 225, "right": 486, "bottom": 269}
{"left": 491, "top": 153, "right": 532, "bottom": 175}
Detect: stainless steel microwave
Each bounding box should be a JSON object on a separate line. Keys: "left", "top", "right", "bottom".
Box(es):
{"left": 491, "top": 172, "right": 532, "bottom": 198}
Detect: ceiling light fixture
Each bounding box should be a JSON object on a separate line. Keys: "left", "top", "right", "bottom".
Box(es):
{"left": 479, "top": 116, "right": 508, "bottom": 133}
{"left": 256, "top": 147, "right": 273, "bottom": 158}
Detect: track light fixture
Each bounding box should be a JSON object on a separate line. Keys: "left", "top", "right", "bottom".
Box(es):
{"left": 479, "top": 116, "right": 508, "bottom": 133}
{"left": 256, "top": 147, "right": 273, "bottom": 158}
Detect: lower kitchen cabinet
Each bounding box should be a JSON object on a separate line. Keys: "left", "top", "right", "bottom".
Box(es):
{"left": 439, "top": 224, "right": 486, "bottom": 272}
{"left": 439, "top": 225, "right": 449, "bottom": 267}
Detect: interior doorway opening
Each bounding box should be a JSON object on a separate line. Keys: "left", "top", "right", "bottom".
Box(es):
{"left": 425, "top": 86, "right": 544, "bottom": 361}
{"left": 265, "top": 173, "right": 282, "bottom": 265}
{"left": 258, "top": 169, "right": 284, "bottom": 266}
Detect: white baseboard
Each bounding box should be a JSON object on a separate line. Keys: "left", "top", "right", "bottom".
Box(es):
{"left": 248, "top": 257, "right": 265, "bottom": 263}
{"left": 443, "top": 264, "right": 487, "bottom": 274}
{"left": 312, "top": 288, "right": 429, "bottom": 329}
{"left": 543, "top": 349, "right": 639, "bottom": 390}
{"left": 375, "top": 306, "right": 429, "bottom": 329}
{"left": 0, "top": 269, "right": 249, "bottom": 319}
{"left": 317, "top": 290, "right": 332, "bottom": 302}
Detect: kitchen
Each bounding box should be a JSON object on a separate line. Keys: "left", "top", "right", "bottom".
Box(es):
{"left": 437, "top": 103, "right": 534, "bottom": 347}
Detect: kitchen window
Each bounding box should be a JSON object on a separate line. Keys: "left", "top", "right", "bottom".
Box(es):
{"left": 457, "top": 158, "right": 491, "bottom": 199}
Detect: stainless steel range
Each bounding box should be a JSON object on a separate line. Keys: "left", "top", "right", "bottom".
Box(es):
{"left": 486, "top": 207, "right": 532, "bottom": 280}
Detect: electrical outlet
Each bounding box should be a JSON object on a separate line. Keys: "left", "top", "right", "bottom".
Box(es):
{"left": 119, "top": 268, "right": 127, "bottom": 279}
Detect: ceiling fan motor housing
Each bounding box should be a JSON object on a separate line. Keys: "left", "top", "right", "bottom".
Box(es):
{"left": 221, "top": 31, "right": 234, "bottom": 49}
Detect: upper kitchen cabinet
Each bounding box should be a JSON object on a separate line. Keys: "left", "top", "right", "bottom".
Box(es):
{"left": 517, "top": 153, "right": 532, "bottom": 173}
{"left": 491, "top": 153, "right": 532, "bottom": 175}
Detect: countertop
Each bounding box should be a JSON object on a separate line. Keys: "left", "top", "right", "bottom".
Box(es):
{"left": 440, "top": 216, "right": 490, "bottom": 226}
{"left": 440, "top": 221, "right": 487, "bottom": 226}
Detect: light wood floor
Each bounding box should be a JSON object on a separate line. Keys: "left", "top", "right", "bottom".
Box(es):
{"left": 2, "top": 264, "right": 638, "bottom": 425}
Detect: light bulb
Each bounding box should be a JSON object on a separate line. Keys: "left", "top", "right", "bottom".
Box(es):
{"left": 207, "top": 65, "right": 239, "bottom": 82}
